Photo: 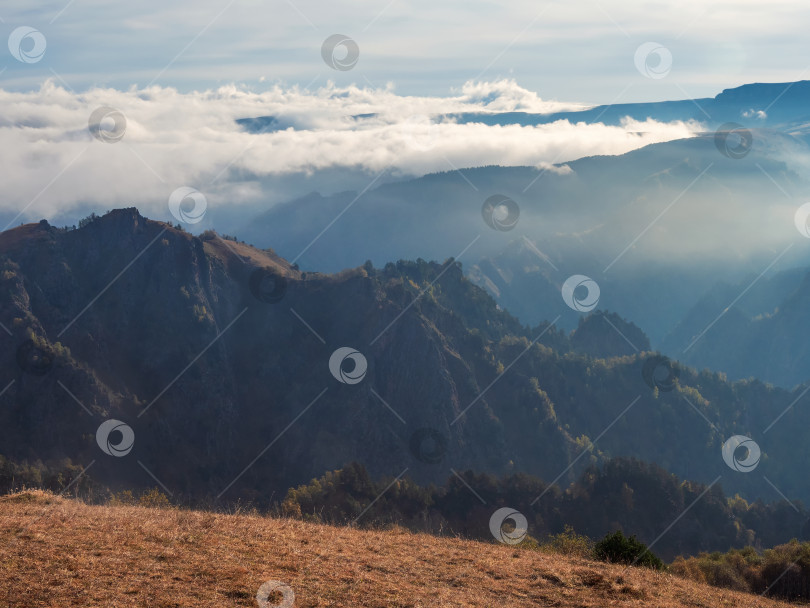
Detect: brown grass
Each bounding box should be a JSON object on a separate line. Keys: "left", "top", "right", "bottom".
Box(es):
{"left": 0, "top": 490, "right": 794, "bottom": 607}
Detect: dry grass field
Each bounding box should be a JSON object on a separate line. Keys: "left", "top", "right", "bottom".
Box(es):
{"left": 0, "top": 490, "right": 794, "bottom": 607}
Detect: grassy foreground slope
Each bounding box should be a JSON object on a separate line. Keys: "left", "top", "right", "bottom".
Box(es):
{"left": 0, "top": 491, "right": 791, "bottom": 608}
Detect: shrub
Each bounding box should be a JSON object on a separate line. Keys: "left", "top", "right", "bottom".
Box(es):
{"left": 672, "top": 543, "right": 810, "bottom": 599}
{"left": 670, "top": 556, "right": 707, "bottom": 583}
{"left": 108, "top": 487, "right": 171, "bottom": 508}
{"left": 542, "top": 525, "right": 593, "bottom": 558}
{"left": 704, "top": 561, "right": 749, "bottom": 591}
{"left": 593, "top": 530, "right": 665, "bottom": 570}
{"left": 108, "top": 489, "right": 136, "bottom": 506}
{"left": 139, "top": 487, "right": 171, "bottom": 508}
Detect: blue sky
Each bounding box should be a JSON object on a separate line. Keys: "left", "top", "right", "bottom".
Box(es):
{"left": 2, "top": 0, "right": 809, "bottom": 104}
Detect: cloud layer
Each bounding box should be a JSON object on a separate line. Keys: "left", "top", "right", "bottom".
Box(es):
{"left": 0, "top": 79, "right": 701, "bottom": 227}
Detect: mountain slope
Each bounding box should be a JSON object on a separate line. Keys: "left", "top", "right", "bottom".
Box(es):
{"left": 0, "top": 210, "right": 577, "bottom": 499}
{"left": 239, "top": 129, "right": 810, "bottom": 345}
{"left": 0, "top": 490, "right": 792, "bottom": 608}
{"left": 662, "top": 267, "right": 810, "bottom": 387}
{"left": 4, "top": 209, "right": 810, "bottom": 508}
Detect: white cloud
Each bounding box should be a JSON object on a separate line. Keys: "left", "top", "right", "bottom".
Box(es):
{"left": 742, "top": 108, "right": 767, "bottom": 119}
{"left": 0, "top": 79, "right": 701, "bottom": 225}
{"left": 455, "top": 80, "right": 589, "bottom": 114}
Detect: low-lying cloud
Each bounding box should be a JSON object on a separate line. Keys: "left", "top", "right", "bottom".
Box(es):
{"left": 0, "top": 78, "right": 702, "bottom": 226}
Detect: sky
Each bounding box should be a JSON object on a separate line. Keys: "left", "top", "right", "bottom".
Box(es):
{"left": 1, "top": 0, "right": 809, "bottom": 103}
{"left": 1, "top": 0, "right": 809, "bottom": 227}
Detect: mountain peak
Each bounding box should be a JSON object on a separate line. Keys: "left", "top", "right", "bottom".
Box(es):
{"left": 83, "top": 207, "right": 155, "bottom": 233}
{"left": 715, "top": 79, "right": 810, "bottom": 100}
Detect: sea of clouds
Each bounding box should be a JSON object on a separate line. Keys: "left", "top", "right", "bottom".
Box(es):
{"left": 0, "top": 78, "right": 701, "bottom": 227}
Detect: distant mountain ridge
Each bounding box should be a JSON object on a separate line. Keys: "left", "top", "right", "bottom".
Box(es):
{"left": 239, "top": 130, "right": 810, "bottom": 344}
{"left": 234, "top": 80, "right": 810, "bottom": 386}
{"left": 661, "top": 266, "right": 810, "bottom": 387}
{"left": 233, "top": 81, "right": 810, "bottom": 134}
{"left": 439, "top": 80, "right": 810, "bottom": 131}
